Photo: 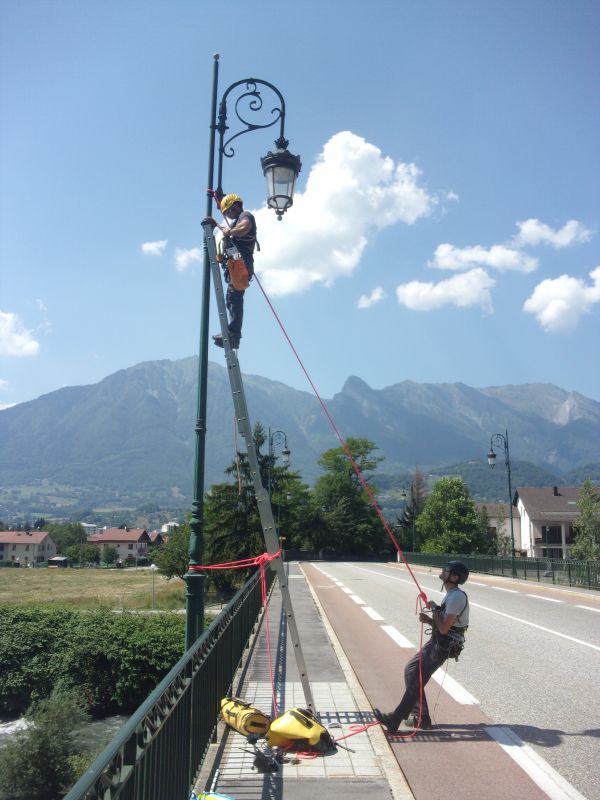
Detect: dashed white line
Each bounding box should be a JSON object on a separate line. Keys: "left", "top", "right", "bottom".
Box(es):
{"left": 527, "top": 594, "right": 563, "bottom": 603}
{"left": 362, "top": 607, "right": 384, "bottom": 621}
{"left": 349, "top": 594, "right": 365, "bottom": 605}
{"left": 468, "top": 581, "right": 487, "bottom": 586}
{"left": 485, "top": 726, "right": 588, "bottom": 800}
{"left": 492, "top": 586, "right": 519, "bottom": 594}
{"left": 576, "top": 605, "right": 600, "bottom": 613}
{"left": 342, "top": 587, "right": 353, "bottom": 594}
{"left": 381, "top": 625, "right": 414, "bottom": 648}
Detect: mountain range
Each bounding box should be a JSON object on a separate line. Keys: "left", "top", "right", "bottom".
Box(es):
{"left": 1, "top": 357, "right": 599, "bottom": 517}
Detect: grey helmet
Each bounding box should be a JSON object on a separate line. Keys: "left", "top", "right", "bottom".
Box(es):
{"left": 446, "top": 560, "right": 469, "bottom": 584}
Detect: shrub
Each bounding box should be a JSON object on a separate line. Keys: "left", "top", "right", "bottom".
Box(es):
{"left": 0, "top": 688, "right": 89, "bottom": 800}
{"left": 0, "top": 605, "right": 184, "bottom": 716}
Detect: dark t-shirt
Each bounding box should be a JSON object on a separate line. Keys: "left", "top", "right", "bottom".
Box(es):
{"left": 230, "top": 210, "right": 257, "bottom": 267}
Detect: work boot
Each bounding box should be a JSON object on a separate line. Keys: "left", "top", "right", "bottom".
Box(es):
{"left": 212, "top": 332, "right": 240, "bottom": 349}
{"left": 405, "top": 714, "right": 432, "bottom": 730}
{"left": 372, "top": 708, "right": 398, "bottom": 734}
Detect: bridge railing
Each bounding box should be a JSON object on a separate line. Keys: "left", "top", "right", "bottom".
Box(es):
{"left": 64, "top": 567, "right": 274, "bottom": 800}
{"left": 404, "top": 552, "right": 600, "bottom": 590}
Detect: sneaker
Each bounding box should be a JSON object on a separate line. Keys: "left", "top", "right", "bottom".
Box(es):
{"left": 372, "top": 708, "right": 398, "bottom": 734}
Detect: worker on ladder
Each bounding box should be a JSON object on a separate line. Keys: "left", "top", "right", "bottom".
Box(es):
{"left": 207, "top": 193, "right": 257, "bottom": 349}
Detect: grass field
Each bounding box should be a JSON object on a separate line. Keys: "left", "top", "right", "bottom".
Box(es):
{"left": 0, "top": 567, "right": 186, "bottom": 611}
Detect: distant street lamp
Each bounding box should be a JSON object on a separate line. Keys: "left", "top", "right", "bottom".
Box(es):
{"left": 185, "top": 56, "right": 302, "bottom": 650}
{"left": 268, "top": 428, "right": 290, "bottom": 502}
{"left": 401, "top": 487, "right": 416, "bottom": 553}
{"left": 487, "top": 429, "right": 516, "bottom": 576}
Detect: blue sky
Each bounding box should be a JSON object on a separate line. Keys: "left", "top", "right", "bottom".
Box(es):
{"left": 1, "top": 0, "right": 599, "bottom": 412}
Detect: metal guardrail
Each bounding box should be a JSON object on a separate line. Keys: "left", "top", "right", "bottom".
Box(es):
{"left": 64, "top": 567, "right": 274, "bottom": 800}
{"left": 404, "top": 552, "right": 600, "bottom": 590}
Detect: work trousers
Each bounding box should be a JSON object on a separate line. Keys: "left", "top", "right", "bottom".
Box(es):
{"left": 225, "top": 257, "right": 253, "bottom": 337}
{"left": 390, "top": 639, "right": 448, "bottom": 726}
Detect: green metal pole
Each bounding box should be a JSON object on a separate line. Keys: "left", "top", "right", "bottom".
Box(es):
{"left": 185, "top": 54, "right": 220, "bottom": 651}
{"left": 505, "top": 430, "right": 516, "bottom": 578}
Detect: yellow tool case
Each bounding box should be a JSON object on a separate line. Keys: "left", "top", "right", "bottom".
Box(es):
{"left": 220, "top": 697, "right": 271, "bottom": 736}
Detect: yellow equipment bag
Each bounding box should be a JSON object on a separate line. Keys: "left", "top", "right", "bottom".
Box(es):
{"left": 266, "top": 708, "right": 336, "bottom": 753}
{"left": 220, "top": 697, "right": 270, "bottom": 737}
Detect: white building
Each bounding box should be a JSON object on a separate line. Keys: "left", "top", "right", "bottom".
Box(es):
{"left": 514, "top": 486, "right": 581, "bottom": 559}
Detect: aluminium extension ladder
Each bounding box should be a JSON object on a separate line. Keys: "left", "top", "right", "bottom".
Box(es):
{"left": 202, "top": 220, "right": 315, "bottom": 714}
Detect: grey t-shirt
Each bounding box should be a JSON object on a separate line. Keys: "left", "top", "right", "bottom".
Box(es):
{"left": 442, "top": 586, "right": 469, "bottom": 629}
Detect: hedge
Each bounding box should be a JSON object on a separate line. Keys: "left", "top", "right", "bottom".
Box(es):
{"left": 0, "top": 605, "right": 185, "bottom": 717}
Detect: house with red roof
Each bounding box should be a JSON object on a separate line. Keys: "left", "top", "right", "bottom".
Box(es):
{"left": 0, "top": 531, "right": 57, "bottom": 565}
{"left": 89, "top": 527, "right": 151, "bottom": 562}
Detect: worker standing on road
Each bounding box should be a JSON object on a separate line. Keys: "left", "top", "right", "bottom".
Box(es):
{"left": 206, "top": 193, "right": 257, "bottom": 349}
{"left": 374, "top": 560, "right": 470, "bottom": 732}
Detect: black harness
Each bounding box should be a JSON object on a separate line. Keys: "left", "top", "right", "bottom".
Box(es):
{"left": 433, "top": 589, "right": 469, "bottom": 660}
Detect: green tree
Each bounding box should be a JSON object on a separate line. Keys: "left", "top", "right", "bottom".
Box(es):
{"left": 153, "top": 522, "right": 191, "bottom": 580}
{"left": 47, "top": 522, "right": 85, "bottom": 554}
{"left": 65, "top": 542, "right": 101, "bottom": 565}
{"left": 0, "top": 688, "right": 89, "bottom": 800}
{"left": 475, "top": 505, "right": 497, "bottom": 554}
{"left": 309, "top": 437, "right": 387, "bottom": 556}
{"left": 417, "top": 477, "right": 482, "bottom": 554}
{"left": 103, "top": 544, "right": 119, "bottom": 564}
{"left": 571, "top": 480, "right": 600, "bottom": 560}
{"left": 397, "top": 466, "right": 427, "bottom": 552}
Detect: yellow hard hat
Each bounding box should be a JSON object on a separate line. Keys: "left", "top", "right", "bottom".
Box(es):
{"left": 220, "top": 193, "right": 242, "bottom": 213}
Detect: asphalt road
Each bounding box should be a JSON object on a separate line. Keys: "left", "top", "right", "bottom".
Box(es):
{"left": 302, "top": 561, "right": 600, "bottom": 800}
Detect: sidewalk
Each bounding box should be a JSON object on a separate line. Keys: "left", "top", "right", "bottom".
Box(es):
{"left": 195, "top": 562, "right": 413, "bottom": 800}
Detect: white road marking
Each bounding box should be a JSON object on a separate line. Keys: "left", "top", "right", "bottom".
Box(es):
{"left": 576, "top": 605, "right": 600, "bottom": 613}
{"left": 381, "top": 625, "right": 414, "bottom": 648}
{"left": 485, "top": 726, "right": 588, "bottom": 800}
{"left": 345, "top": 565, "right": 600, "bottom": 651}
{"left": 470, "top": 602, "right": 600, "bottom": 652}
{"left": 431, "top": 670, "right": 479, "bottom": 705}
{"left": 349, "top": 594, "right": 365, "bottom": 605}
{"left": 362, "top": 607, "right": 384, "bottom": 621}
{"left": 492, "top": 586, "right": 519, "bottom": 593}
{"left": 468, "top": 581, "right": 487, "bottom": 586}
{"left": 342, "top": 587, "right": 353, "bottom": 594}
{"left": 527, "top": 594, "right": 563, "bottom": 603}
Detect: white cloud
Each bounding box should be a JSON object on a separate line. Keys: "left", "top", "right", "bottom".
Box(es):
{"left": 0, "top": 378, "right": 9, "bottom": 391}
{"left": 523, "top": 266, "right": 600, "bottom": 332}
{"left": 0, "top": 402, "right": 16, "bottom": 411}
{"left": 142, "top": 239, "right": 168, "bottom": 256}
{"left": 357, "top": 287, "right": 386, "bottom": 309}
{"left": 36, "top": 298, "right": 48, "bottom": 312}
{"left": 0, "top": 312, "right": 40, "bottom": 356}
{"left": 431, "top": 243, "right": 537, "bottom": 273}
{"left": 174, "top": 247, "right": 202, "bottom": 272}
{"left": 514, "top": 219, "right": 592, "bottom": 248}
{"left": 253, "top": 131, "right": 440, "bottom": 296}
{"left": 396, "top": 268, "right": 495, "bottom": 312}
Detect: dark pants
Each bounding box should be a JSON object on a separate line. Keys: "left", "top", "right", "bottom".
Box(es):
{"left": 389, "top": 639, "right": 448, "bottom": 726}
{"left": 225, "top": 257, "right": 253, "bottom": 337}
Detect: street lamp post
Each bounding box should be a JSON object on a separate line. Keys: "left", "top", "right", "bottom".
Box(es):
{"left": 487, "top": 429, "right": 516, "bottom": 577}
{"left": 185, "top": 56, "right": 302, "bottom": 650}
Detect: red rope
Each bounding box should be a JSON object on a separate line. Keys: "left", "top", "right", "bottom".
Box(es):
{"left": 254, "top": 274, "right": 429, "bottom": 607}
{"left": 189, "top": 551, "right": 281, "bottom": 715}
